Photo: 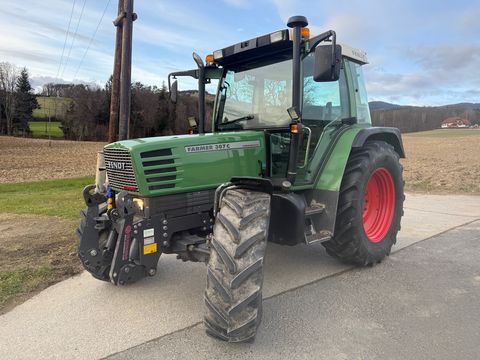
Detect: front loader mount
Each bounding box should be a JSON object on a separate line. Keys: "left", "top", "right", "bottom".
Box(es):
{"left": 77, "top": 186, "right": 160, "bottom": 285}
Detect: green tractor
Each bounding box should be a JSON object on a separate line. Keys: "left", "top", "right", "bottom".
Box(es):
{"left": 77, "top": 15, "right": 404, "bottom": 343}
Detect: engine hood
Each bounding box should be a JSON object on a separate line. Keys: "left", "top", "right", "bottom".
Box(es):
{"left": 104, "top": 131, "right": 266, "bottom": 197}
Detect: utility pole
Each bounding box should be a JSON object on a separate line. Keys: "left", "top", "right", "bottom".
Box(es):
{"left": 108, "top": 0, "right": 124, "bottom": 143}
{"left": 118, "top": 0, "right": 136, "bottom": 140}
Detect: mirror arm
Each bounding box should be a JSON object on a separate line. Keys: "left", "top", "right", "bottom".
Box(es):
{"left": 192, "top": 52, "right": 206, "bottom": 135}
{"left": 308, "top": 30, "right": 336, "bottom": 53}
{"left": 167, "top": 69, "right": 199, "bottom": 91}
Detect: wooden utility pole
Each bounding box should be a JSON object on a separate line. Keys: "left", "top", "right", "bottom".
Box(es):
{"left": 108, "top": 0, "right": 124, "bottom": 143}
{"left": 118, "top": 0, "right": 135, "bottom": 140}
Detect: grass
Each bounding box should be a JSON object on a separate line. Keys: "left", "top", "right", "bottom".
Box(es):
{"left": 28, "top": 121, "right": 64, "bottom": 138}
{"left": 33, "top": 96, "right": 71, "bottom": 119}
{"left": 0, "top": 266, "right": 53, "bottom": 308}
{"left": 405, "top": 128, "right": 480, "bottom": 138}
{"left": 0, "top": 176, "right": 94, "bottom": 221}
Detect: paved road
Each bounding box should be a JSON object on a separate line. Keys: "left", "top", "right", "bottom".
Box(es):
{"left": 110, "top": 220, "right": 480, "bottom": 360}
{"left": 0, "top": 194, "right": 479, "bottom": 359}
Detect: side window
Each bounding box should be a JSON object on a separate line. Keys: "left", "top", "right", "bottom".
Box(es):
{"left": 302, "top": 54, "right": 349, "bottom": 122}
{"left": 348, "top": 61, "right": 371, "bottom": 124}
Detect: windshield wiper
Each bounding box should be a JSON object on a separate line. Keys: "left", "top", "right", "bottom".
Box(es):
{"left": 221, "top": 114, "right": 255, "bottom": 126}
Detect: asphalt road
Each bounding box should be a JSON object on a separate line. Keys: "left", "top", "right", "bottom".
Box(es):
{"left": 0, "top": 193, "right": 479, "bottom": 359}
{"left": 110, "top": 220, "right": 480, "bottom": 360}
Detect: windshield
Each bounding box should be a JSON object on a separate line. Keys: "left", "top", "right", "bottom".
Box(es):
{"left": 215, "top": 59, "right": 293, "bottom": 130}
{"left": 215, "top": 53, "right": 351, "bottom": 131}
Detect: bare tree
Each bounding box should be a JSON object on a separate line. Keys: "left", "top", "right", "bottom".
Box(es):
{"left": 0, "top": 62, "right": 18, "bottom": 135}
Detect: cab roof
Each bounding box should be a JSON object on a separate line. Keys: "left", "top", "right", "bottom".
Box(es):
{"left": 211, "top": 28, "right": 368, "bottom": 68}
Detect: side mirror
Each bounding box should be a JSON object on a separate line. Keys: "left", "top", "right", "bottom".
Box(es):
{"left": 314, "top": 44, "right": 342, "bottom": 82}
{"left": 192, "top": 52, "right": 204, "bottom": 69}
{"left": 170, "top": 80, "right": 177, "bottom": 104}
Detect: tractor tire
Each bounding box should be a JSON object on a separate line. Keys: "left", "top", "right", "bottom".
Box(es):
{"left": 204, "top": 188, "right": 270, "bottom": 343}
{"left": 323, "top": 140, "right": 404, "bottom": 266}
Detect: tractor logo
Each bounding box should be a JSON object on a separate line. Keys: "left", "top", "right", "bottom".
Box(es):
{"left": 105, "top": 160, "right": 126, "bottom": 170}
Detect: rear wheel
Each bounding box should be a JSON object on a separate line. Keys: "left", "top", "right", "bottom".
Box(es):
{"left": 323, "top": 141, "right": 404, "bottom": 265}
{"left": 204, "top": 189, "right": 270, "bottom": 342}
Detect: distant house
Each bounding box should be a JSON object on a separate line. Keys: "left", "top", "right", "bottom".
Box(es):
{"left": 441, "top": 117, "right": 471, "bottom": 128}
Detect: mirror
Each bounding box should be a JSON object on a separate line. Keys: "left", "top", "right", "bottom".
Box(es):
{"left": 192, "top": 52, "right": 204, "bottom": 69}
{"left": 170, "top": 80, "right": 178, "bottom": 104}
{"left": 314, "top": 44, "right": 341, "bottom": 82}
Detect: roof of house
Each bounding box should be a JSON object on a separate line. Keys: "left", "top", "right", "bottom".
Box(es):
{"left": 441, "top": 117, "right": 471, "bottom": 125}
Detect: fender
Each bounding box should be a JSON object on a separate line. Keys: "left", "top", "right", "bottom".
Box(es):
{"left": 303, "top": 126, "right": 404, "bottom": 243}
{"left": 352, "top": 127, "right": 405, "bottom": 158}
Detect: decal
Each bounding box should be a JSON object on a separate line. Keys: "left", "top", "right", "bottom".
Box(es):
{"left": 143, "top": 243, "right": 157, "bottom": 255}
{"left": 143, "top": 228, "right": 154, "bottom": 238}
{"left": 144, "top": 236, "right": 155, "bottom": 245}
{"left": 122, "top": 225, "right": 132, "bottom": 261}
{"left": 105, "top": 160, "right": 126, "bottom": 170}
{"left": 185, "top": 140, "right": 260, "bottom": 153}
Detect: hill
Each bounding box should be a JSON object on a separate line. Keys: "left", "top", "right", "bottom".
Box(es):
{"left": 369, "top": 101, "right": 404, "bottom": 111}
{"left": 369, "top": 102, "right": 480, "bottom": 133}
{"left": 33, "top": 96, "right": 71, "bottom": 119}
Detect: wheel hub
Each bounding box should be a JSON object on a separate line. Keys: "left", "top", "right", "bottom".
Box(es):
{"left": 362, "top": 167, "right": 395, "bottom": 243}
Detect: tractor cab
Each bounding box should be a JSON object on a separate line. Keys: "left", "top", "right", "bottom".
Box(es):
{"left": 169, "top": 20, "right": 371, "bottom": 188}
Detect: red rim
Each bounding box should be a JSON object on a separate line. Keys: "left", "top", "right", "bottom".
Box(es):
{"left": 362, "top": 167, "right": 396, "bottom": 243}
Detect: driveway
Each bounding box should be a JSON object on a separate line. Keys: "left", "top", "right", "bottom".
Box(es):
{"left": 0, "top": 193, "right": 479, "bottom": 359}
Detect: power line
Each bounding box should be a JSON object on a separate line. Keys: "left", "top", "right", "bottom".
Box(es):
{"left": 55, "top": 0, "right": 77, "bottom": 80}
{"left": 73, "top": 0, "right": 112, "bottom": 79}
{"left": 60, "top": 0, "right": 87, "bottom": 79}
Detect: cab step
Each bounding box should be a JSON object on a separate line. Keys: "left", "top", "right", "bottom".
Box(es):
{"left": 305, "top": 230, "right": 332, "bottom": 245}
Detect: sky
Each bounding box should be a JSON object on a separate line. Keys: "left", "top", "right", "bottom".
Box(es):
{"left": 0, "top": 0, "right": 479, "bottom": 106}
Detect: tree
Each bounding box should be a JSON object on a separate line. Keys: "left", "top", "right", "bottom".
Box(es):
{"left": 0, "top": 62, "right": 18, "bottom": 135}
{"left": 14, "top": 67, "right": 38, "bottom": 135}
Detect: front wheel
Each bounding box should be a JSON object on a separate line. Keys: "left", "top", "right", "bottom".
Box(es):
{"left": 323, "top": 141, "right": 404, "bottom": 266}
{"left": 204, "top": 188, "right": 270, "bottom": 342}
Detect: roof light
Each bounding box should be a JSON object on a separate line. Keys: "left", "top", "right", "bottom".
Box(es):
{"left": 213, "top": 49, "right": 223, "bottom": 60}
{"left": 205, "top": 54, "right": 214, "bottom": 63}
{"left": 301, "top": 27, "right": 310, "bottom": 38}
{"left": 270, "top": 30, "right": 284, "bottom": 43}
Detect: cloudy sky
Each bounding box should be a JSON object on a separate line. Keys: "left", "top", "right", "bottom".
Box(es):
{"left": 1, "top": 0, "right": 479, "bottom": 105}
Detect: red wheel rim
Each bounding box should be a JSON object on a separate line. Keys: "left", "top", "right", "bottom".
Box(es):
{"left": 362, "top": 167, "right": 395, "bottom": 243}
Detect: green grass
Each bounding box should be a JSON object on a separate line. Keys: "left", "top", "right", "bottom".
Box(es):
{"left": 33, "top": 96, "right": 71, "bottom": 119}
{"left": 0, "top": 266, "right": 53, "bottom": 307}
{"left": 28, "top": 121, "right": 64, "bottom": 138}
{"left": 0, "top": 176, "right": 94, "bottom": 221}
{"left": 405, "top": 129, "right": 480, "bottom": 138}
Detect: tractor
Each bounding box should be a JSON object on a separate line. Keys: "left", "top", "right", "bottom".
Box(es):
{"left": 77, "top": 15, "right": 405, "bottom": 343}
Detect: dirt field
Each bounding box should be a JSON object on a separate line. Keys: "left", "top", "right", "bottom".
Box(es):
{"left": 0, "top": 137, "right": 104, "bottom": 183}
{"left": 401, "top": 129, "right": 480, "bottom": 194}
{"left": 1, "top": 131, "right": 479, "bottom": 193}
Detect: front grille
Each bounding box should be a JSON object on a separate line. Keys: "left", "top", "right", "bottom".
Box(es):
{"left": 104, "top": 147, "right": 138, "bottom": 191}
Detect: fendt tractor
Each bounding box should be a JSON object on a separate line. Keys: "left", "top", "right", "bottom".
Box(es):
{"left": 78, "top": 16, "right": 405, "bottom": 342}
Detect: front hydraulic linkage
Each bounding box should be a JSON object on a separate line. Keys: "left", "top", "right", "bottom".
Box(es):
{"left": 77, "top": 186, "right": 161, "bottom": 285}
